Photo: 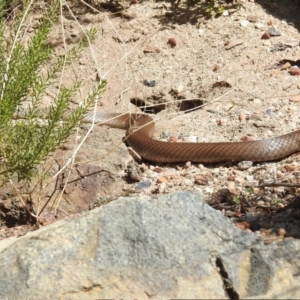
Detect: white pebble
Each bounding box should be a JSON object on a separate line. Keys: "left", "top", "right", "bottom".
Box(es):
{"left": 254, "top": 23, "right": 264, "bottom": 29}
{"left": 188, "top": 135, "right": 198, "bottom": 143}
{"left": 245, "top": 175, "right": 254, "bottom": 182}
{"left": 241, "top": 20, "right": 249, "bottom": 27}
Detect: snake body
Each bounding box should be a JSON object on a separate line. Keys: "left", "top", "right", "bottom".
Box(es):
{"left": 83, "top": 112, "right": 300, "bottom": 163}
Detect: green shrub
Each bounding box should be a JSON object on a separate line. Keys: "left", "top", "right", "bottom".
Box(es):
{"left": 0, "top": 0, "right": 106, "bottom": 183}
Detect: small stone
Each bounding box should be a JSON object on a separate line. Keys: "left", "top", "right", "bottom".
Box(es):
{"left": 157, "top": 176, "right": 168, "bottom": 184}
{"left": 140, "top": 163, "right": 148, "bottom": 172}
{"left": 270, "top": 43, "right": 287, "bottom": 52}
{"left": 194, "top": 174, "right": 208, "bottom": 185}
{"left": 172, "top": 84, "right": 183, "bottom": 94}
{"left": 245, "top": 175, "right": 254, "bottom": 182}
{"left": 254, "top": 22, "right": 264, "bottom": 29}
{"left": 257, "top": 200, "right": 266, "bottom": 206}
{"left": 225, "top": 39, "right": 244, "bottom": 50}
{"left": 167, "top": 38, "right": 177, "bottom": 48}
{"left": 227, "top": 175, "right": 235, "bottom": 181}
{"left": 169, "top": 135, "right": 178, "bottom": 142}
{"left": 241, "top": 135, "right": 256, "bottom": 142}
{"left": 228, "top": 181, "right": 236, "bottom": 192}
{"left": 235, "top": 222, "right": 251, "bottom": 230}
{"left": 285, "top": 164, "right": 298, "bottom": 172}
{"left": 240, "top": 20, "right": 249, "bottom": 27}
{"left": 268, "top": 27, "right": 282, "bottom": 36}
{"left": 184, "top": 161, "right": 192, "bottom": 169}
{"left": 281, "top": 62, "right": 291, "bottom": 70}
{"left": 135, "top": 181, "right": 151, "bottom": 190}
{"left": 247, "top": 15, "right": 258, "bottom": 22}
{"left": 261, "top": 31, "right": 271, "bottom": 39}
{"left": 238, "top": 161, "right": 253, "bottom": 170}
{"left": 213, "top": 64, "right": 221, "bottom": 72}
{"left": 283, "top": 41, "right": 299, "bottom": 48}
{"left": 218, "top": 119, "right": 226, "bottom": 126}
{"left": 198, "top": 29, "right": 204, "bottom": 36}
{"left": 188, "top": 136, "right": 198, "bottom": 143}
{"left": 153, "top": 167, "right": 164, "bottom": 173}
{"left": 289, "top": 95, "right": 300, "bottom": 103}
{"left": 143, "top": 47, "right": 161, "bottom": 53}
{"left": 239, "top": 112, "right": 246, "bottom": 122}
{"left": 277, "top": 228, "right": 286, "bottom": 237}
{"left": 289, "top": 66, "right": 300, "bottom": 76}
{"left": 143, "top": 79, "right": 156, "bottom": 87}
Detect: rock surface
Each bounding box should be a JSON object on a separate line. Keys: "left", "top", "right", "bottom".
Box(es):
{"left": 0, "top": 192, "right": 299, "bottom": 299}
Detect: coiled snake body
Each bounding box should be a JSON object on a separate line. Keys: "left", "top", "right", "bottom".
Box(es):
{"left": 83, "top": 112, "right": 300, "bottom": 163}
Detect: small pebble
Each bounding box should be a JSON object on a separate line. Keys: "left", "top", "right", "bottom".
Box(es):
{"left": 281, "top": 62, "right": 291, "bottom": 70}
{"left": 218, "top": 119, "right": 226, "bottom": 126}
{"left": 228, "top": 181, "right": 236, "bottom": 192}
{"left": 143, "top": 79, "right": 156, "bottom": 87}
{"left": 283, "top": 41, "right": 299, "bottom": 48}
{"left": 278, "top": 228, "right": 286, "bottom": 237}
{"left": 140, "top": 163, "right": 148, "bottom": 172}
{"left": 289, "top": 66, "right": 300, "bottom": 76}
{"left": 153, "top": 167, "right": 164, "bottom": 173}
{"left": 225, "top": 39, "right": 244, "bottom": 50}
{"left": 268, "top": 27, "right": 282, "bottom": 36}
{"left": 289, "top": 95, "right": 300, "bottom": 103}
{"left": 205, "top": 186, "right": 214, "bottom": 193}
{"left": 194, "top": 174, "right": 208, "bottom": 185}
{"left": 247, "top": 15, "right": 258, "bottom": 22}
{"left": 227, "top": 175, "right": 235, "bottom": 181}
{"left": 169, "top": 135, "right": 178, "bottom": 142}
{"left": 198, "top": 29, "right": 205, "bottom": 36}
{"left": 239, "top": 112, "right": 246, "bottom": 122}
{"left": 167, "top": 38, "right": 177, "bottom": 48}
{"left": 188, "top": 136, "right": 198, "bottom": 143}
{"left": 285, "top": 164, "right": 298, "bottom": 172}
{"left": 240, "top": 20, "right": 249, "bottom": 27}
{"left": 143, "top": 47, "right": 161, "bottom": 53}
{"left": 241, "top": 135, "right": 256, "bottom": 142}
{"left": 184, "top": 161, "right": 192, "bottom": 169}
{"left": 276, "top": 171, "right": 284, "bottom": 178}
{"left": 257, "top": 200, "right": 266, "bottom": 206}
{"left": 173, "top": 84, "right": 183, "bottom": 94}
{"left": 135, "top": 181, "right": 151, "bottom": 190}
{"left": 213, "top": 64, "right": 221, "bottom": 72}
{"left": 157, "top": 176, "right": 168, "bottom": 184}
{"left": 235, "top": 222, "right": 251, "bottom": 230}
{"left": 238, "top": 161, "right": 253, "bottom": 170}
{"left": 261, "top": 31, "right": 271, "bottom": 39}
{"left": 254, "top": 22, "right": 264, "bottom": 29}
{"left": 245, "top": 175, "right": 254, "bottom": 182}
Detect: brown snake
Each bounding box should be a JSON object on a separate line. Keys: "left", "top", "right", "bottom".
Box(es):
{"left": 83, "top": 112, "right": 300, "bottom": 163}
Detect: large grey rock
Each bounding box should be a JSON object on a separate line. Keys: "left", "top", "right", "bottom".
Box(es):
{"left": 0, "top": 192, "right": 298, "bottom": 299}
{"left": 222, "top": 239, "right": 300, "bottom": 299}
